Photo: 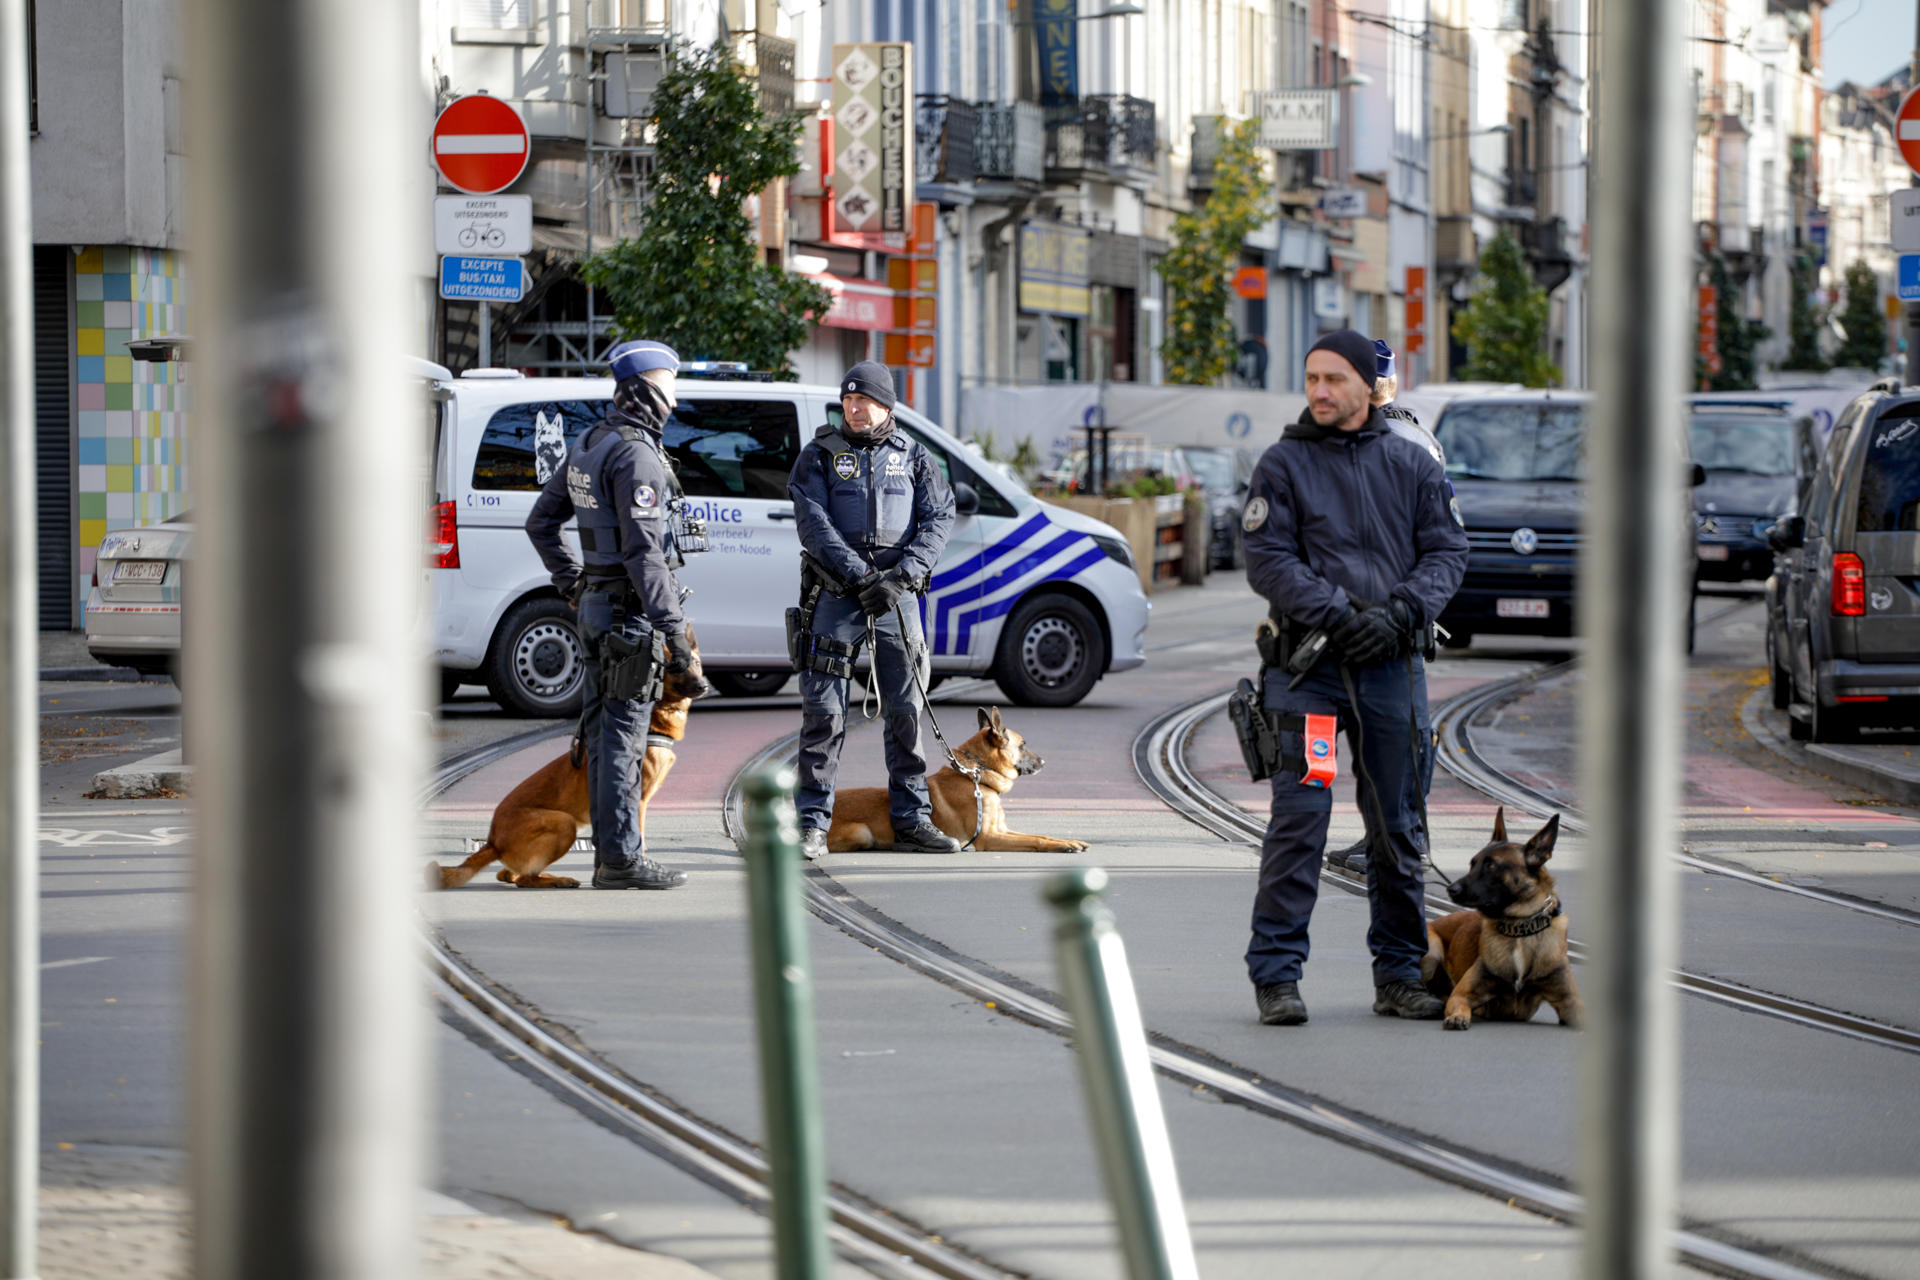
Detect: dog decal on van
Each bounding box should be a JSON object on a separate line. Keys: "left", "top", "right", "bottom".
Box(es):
{"left": 533, "top": 409, "right": 568, "bottom": 485}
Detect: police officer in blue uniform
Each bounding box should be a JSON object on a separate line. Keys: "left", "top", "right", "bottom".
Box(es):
{"left": 1242, "top": 329, "right": 1468, "bottom": 1025}
{"left": 526, "top": 339, "right": 710, "bottom": 890}
{"left": 787, "top": 361, "right": 959, "bottom": 862}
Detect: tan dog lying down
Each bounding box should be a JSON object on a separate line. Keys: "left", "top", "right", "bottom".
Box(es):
{"left": 428, "top": 659, "right": 703, "bottom": 890}
{"left": 827, "top": 706, "right": 1090, "bottom": 853}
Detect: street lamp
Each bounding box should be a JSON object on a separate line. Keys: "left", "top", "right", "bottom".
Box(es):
{"left": 1011, "top": 3, "right": 1144, "bottom": 23}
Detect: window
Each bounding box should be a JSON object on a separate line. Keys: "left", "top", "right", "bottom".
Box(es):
{"left": 472, "top": 400, "right": 606, "bottom": 491}
{"left": 663, "top": 399, "right": 801, "bottom": 500}
{"left": 1436, "top": 403, "right": 1587, "bottom": 482}
{"left": 460, "top": 0, "right": 531, "bottom": 26}
{"left": 1688, "top": 415, "right": 1795, "bottom": 476}
{"left": 1855, "top": 405, "right": 1920, "bottom": 533}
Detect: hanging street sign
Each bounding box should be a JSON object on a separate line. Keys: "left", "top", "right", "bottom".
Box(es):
{"left": 829, "top": 43, "right": 914, "bottom": 235}
{"left": 1320, "top": 187, "right": 1367, "bottom": 218}
{"left": 439, "top": 255, "right": 526, "bottom": 303}
{"left": 1255, "top": 89, "right": 1336, "bottom": 150}
{"left": 434, "top": 195, "right": 532, "bottom": 257}
{"left": 431, "top": 95, "right": 531, "bottom": 195}
{"left": 1892, "top": 188, "right": 1920, "bottom": 253}
{"left": 1898, "top": 254, "right": 1920, "bottom": 303}
{"left": 1897, "top": 88, "right": 1920, "bottom": 176}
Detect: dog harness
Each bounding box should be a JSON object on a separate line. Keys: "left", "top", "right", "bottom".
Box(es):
{"left": 1490, "top": 895, "right": 1562, "bottom": 938}
{"left": 949, "top": 748, "right": 990, "bottom": 851}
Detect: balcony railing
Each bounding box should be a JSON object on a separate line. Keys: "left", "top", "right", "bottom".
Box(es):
{"left": 916, "top": 95, "right": 978, "bottom": 186}
{"left": 1045, "top": 95, "right": 1157, "bottom": 177}
{"left": 975, "top": 101, "right": 1046, "bottom": 184}
{"left": 1506, "top": 167, "right": 1538, "bottom": 208}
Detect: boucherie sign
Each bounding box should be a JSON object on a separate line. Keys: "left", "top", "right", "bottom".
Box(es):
{"left": 830, "top": 43, "right": 914, "bottom": 235}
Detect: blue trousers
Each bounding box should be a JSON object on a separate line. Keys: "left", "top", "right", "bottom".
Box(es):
{"left": 1246, "top": 657, "right": 1433, "bottom": 989}
{"left": 578, "top": 590, "right": 656, "bottom": 870}
{"left": 796, "top": 593, "right": 931, "bottom": 833}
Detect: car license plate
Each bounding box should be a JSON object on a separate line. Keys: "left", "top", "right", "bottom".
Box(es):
{"left": 112, "top": 561, "right": 167, "bottom": 583}
{"left": 1496, "top": 598, "right": 1550, "bottom": 619}
{"left": 1697, "top": 544, "right": 1730, "bottom": 561}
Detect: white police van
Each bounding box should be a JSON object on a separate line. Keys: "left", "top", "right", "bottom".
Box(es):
{"left": 428, "top": 370, "right": 1150, "bottom": 716}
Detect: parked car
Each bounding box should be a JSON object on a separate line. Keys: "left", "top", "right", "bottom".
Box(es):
{"left": 1688, "top": 398, "right": 1806, "bottom": 583}
{"left": 430, "top": 372, "right": 1151, "bottom": 715}
{"left": 1432, "top": 391, "right": 1703, "bottom": 650}
{"left": 84, "top": 513, "right": 192, "bottom": 681}
{"left": 1763, "top": 382, "right": 1920, "bottom": 741}
{"left": 1183, "top": 445, "right": 1253, "bottom": 569}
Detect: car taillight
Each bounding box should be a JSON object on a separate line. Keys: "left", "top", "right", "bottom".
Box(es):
{"left": 428, "top": 500, "right": 459, "bottom": 569}
{"left": 1831, "top": 553, "right": 1865, "bottom": 616}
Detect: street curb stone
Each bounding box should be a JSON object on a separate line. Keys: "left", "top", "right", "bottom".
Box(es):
{"left": 1740, "top": 686, "right": 1920, "bottom": 805}
{"left": 90, "top": 750, "right": 193, "bottom": 799}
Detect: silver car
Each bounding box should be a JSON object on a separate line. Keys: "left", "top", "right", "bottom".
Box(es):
{"left": 84, "top": 515, "right": 191, "bottom": 682}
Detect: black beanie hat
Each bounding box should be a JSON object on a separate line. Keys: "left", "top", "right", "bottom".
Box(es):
{"left": 840, "top": 360, "right": 897, "bottom": 410}
{"left": 1307, "top": 329, "right": 1379, "bottom": 390}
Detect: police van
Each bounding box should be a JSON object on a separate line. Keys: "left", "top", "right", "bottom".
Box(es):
{"left": 428, "top": 370, "right": 1151, "bottom": 715}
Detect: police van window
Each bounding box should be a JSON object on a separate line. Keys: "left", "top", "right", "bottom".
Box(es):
{"left": 1805, "top": 400, "right": 1868, "bottom": 532}
{"left": 1434, "top": 403, "right": 1586, "bottom": 481}
{"left": 1853, "top": 403, "right": 1920, "bottom": 533}
{"left": 471, "top": 400, "right": 605, "bottom": 490}
{"left": 824, "top": 404, "right": 1019, "bottom": 518}
{"left": 665, "top": 399, "right": 801, "bottom": 500}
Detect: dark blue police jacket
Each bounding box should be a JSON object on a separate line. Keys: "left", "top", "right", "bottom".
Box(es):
{"left": 1243, "top": 405, "right": 1467, "bottom": 631}
{"left": 526, "top": 418, "right": 685, "bottom": 633}
{"left": 787, "top": 425, "right": 955, "bottom": 588}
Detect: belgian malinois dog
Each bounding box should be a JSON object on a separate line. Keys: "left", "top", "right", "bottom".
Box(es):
{"left": 825, "top": 706, "right": 1090, "bottom": 853}
{"left": 427, "top": 648, "right": 706, "bottom": 890}
{"left": 1421, "top": 808, "right": 1583, "bottom": 1031}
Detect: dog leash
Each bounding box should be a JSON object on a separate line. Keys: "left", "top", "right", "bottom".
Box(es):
{"left": 896, "top": 601, "right": 985, "bottom": 851}
{"left": 1335, "top": 658, "right": 1456, "bottom": 891}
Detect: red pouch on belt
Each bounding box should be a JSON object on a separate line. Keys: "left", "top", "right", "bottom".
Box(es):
{"left": 1301, "top": 713, "right": 1337, "bottom": 788}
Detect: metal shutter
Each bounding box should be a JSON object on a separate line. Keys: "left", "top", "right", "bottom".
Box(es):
{"left": 33, "top": 246, "right": 73, "bottom": 631}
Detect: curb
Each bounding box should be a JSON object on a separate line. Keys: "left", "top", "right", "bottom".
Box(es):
{"left": 41, "top": 666, "right": 161, "bottom": 683}
{"left": 1739, "top": 685, "right": 1920, "bottom": 805}
{"left": 90, "top": 750, "right": 192, "bottom": 799}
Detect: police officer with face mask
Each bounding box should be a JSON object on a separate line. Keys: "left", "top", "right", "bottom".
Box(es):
{"left": 787, "top": 361, "right": 958, "bottom": 862}
{"left": 526, "top": 339, "right": 711, "bottom": 890}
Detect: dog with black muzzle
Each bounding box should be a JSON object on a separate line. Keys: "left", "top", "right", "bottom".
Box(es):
{"left": 824, "top": 706, "right": 1090, "bottom": 853}
{"left": 1421, "top": 808, "right": 1583, "bottom": 1031}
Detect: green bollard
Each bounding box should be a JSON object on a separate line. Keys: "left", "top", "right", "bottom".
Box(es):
{"left": 1044, "top": 867, "right": 1200, "bottom": 1280}
{"left": 741, "top": 765, "right": 831, "bottom": 1280}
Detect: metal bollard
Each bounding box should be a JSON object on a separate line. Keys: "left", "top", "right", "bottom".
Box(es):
{"left": 1044, "top": 868, "right": 1199, "bottom": 1280}
{"left": 740, "top": 766, "right": 831, "bottom": 1280}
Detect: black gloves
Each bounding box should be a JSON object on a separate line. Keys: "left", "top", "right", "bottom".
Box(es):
{"left": 663, "top": 630, "right": 696, "bottom": 673}
{"left": 661, "top": 630, "right": 715, "bottom": 701}
{"left": 858, "top": 572, "right": 910, "bottom": 618}
{"left": 1330, "top": 598, "right": 1419, "bottom": 666}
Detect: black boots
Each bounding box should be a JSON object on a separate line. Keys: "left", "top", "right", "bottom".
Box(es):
{"left": 591, "top": 857, "right": 688, "bottom": 890}
{"left": 800, "top": 828, "right": 828, "bottom": 861}
{"left": 1372, "top": 979, "right": 1443, "bottom": 1020}
{"left": 1255, "top": 981, "right": 1309, "bottom": 1026}
{"left": 891, "top": 822, "right": 961, "bottom": 854}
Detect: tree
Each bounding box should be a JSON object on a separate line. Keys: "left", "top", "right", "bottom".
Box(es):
{"left": 1698, "top": 254, "right": 1769, "bottom": 392}
{"left": 1450, "top": 229, "right": 1559, "bottom": 386}
{"left": 1159, "top": 119, "right": 1271, "bottom": 385}
{"left": 580, "top": 40, "right": 831, "bottom": 378}
{"left": 1781, "top": 250, "right": 1829, "bottom": 373}
{"left": 1834, "top": 258, "right": 1889, "bottom": 370}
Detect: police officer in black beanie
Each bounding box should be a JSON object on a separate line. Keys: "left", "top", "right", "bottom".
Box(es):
{"left": 787, "top": 361, "right": 959, "bottom": 861}
{"left": 1239, "top": 329, "right": 1468, "bottom": 1025}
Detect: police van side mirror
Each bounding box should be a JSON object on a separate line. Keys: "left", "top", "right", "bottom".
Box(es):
{"left": 1767, "top": 515, "right": 1806, "bottom": 551}
{"left": 1690, "top": 462, "right": 1707, "bottom": 488}
{"left": 953, "top": 482, "right": 980, "bottom": 517}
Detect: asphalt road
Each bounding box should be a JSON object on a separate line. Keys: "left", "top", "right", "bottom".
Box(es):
{"left": 37, "top": 580, "right": 1920, "bottom": 1278}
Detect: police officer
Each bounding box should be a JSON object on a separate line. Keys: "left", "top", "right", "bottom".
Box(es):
{"left": 787, "top": 361, "right": 959, "bottom": 862}
{"left": 1242, "top": 329, "right": 1468, "bottom": 1025}
{"left": 1326, "top": 338, "right": 1445, "bottom": 878}
{"left": 526, "top": 339, "right": 711, "bottom": 890}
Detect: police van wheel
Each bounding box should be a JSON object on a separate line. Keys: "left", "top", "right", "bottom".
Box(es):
{"left": 993, "top": 594, "right": 1101, "bottom": 708}
{"left": 486, "top": 598, "right": 588, "bottom": 718}
{"left": 711, "top": 670, "right": 791, "bottom": 698}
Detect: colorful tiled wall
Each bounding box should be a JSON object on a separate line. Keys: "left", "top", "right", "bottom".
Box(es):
{"left": 73, "top": 245, "right": 191, "bottom": 614}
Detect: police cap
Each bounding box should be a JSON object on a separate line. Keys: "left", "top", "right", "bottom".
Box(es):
{"left": 608, "top": 340, "right": 680, "bottom": 382}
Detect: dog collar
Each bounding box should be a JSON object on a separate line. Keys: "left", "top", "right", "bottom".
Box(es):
{"left": 1491, "top": 896, "right": 1561, "bottom": 938}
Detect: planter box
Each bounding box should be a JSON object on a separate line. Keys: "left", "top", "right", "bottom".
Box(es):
{"left": 1044, "top": 493, "right": 1204, "bottom": 593}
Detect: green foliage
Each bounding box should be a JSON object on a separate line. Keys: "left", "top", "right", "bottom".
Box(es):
{"left": 1698, "top": 254, "right": 1770, "bottom": 392}
{"left": 1450, "top": 229, "right": 1560, "bottom": 387}
{"left": 1782, "top": 251, "right": 1829, "bottom": 373}
{"left": 579, "top": 40, "right": 831, "bottom": 378}
{"left": 1159, "top": 119, "right": 1271, "bottom": 385}
{"left": 972, "top": 431, "right": 1001, "bottom": 462}
{"left": 1118, "top": 473, "right": 1179, "bottom": 498}
{"left": 1834, "top": 259, "right": 1889, "bottom": 370}
{"left": 1010, "top": 437, "right": 1040, "bottom": 484}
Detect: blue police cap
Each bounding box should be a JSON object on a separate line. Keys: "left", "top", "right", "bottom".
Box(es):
{"left": 608, "top": 340, "right": 680, "bottom": 381}
{"left": 1373, "top": 339, "right": 1395, "bottom": 380}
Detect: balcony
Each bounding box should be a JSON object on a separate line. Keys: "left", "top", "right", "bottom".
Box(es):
{"left": 1045, "top": 95, "right": 1157, "bottom": 180}
{"left": 1189, "top": 115, "right": 1228, "bottom": 190}
{"left": 1506, "top": 167, "right": 1538, "bottom": 209}
{"left": 915, "top": 95, "right": 978, "bottom": 188}
{"left": 1436, "top": 215, "right": 1476, "bottom": 275}
{"left": 974, "top": 102, "right": 1045, "bottom": 186}
{"left": 730, "top": 31, "right": 795, "bottom": 117}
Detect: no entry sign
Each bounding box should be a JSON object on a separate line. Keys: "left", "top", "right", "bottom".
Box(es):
{"left": 431, "top": 95, "right": 530, "bottom": 195}
{"left": 1898, "top": 89, "right": 1920, "bottom": 177}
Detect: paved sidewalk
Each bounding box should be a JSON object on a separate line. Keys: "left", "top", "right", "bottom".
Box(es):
{"left": 42, "top": 1145, "right": 720, "bottom": 1280}
{"left": 39, "top": 630, "right": 157, "bottom": 682}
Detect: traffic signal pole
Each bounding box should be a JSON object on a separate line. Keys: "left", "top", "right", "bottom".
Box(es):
{"left": 1581, "top": 0, "right": 1691, "bottom": 1275}
{"left": 184, "top": 0, "right": 428, "bottom": 1275}
{"left": 0, "top": 0, "right": 40, "bottom": 1273}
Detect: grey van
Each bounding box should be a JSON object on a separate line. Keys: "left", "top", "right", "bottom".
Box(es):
{"left": 1765, "top": 383, "right": 1920, "bottom": 741}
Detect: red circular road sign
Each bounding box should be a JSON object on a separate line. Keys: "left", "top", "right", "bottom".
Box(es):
{"left": 1899, "top": 88, "right": 1920, "bottom": 177}
{"left": 431, "top": 94, "right": 530, "bottom": 195}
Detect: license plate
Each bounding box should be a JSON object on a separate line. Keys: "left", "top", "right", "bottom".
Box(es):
{"left": 112, "top": 561, "right": 167, "bottom": 583}
{"left": 1496, "top": 598, "right": 1550, "bottom": 619}
{"left": 1697, "top": 544, "right": 1730, "bottom": 561}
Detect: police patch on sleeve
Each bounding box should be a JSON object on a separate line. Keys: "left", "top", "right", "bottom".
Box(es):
{"left": 1449, "top": 496, "right": 1465, "bottom": 527}
{"left": 1242, "top": 496, "right": 1269, "bottom": 533}
{"left": 832, "top": 453, "right": 858, "bottom": 480}
{"left": 630, "top": 484, "right": 662, "bottom": 520}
